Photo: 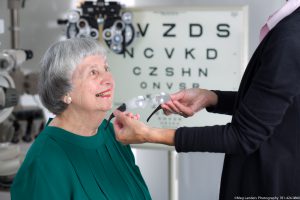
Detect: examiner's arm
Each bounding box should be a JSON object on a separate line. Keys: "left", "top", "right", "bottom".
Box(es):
{"left": 206, "top": 91, "right": 237, "bottom": 115}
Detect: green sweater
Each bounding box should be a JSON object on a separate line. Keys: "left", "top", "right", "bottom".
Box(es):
{"left": 10, "top": 119, "right": 151, "bottom": 200}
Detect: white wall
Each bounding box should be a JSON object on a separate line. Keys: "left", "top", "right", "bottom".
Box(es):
{"left": 0, "top": 0, "right": 285, "bottom": 72}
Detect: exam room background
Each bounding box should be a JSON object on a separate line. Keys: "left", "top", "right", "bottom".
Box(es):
{"left": 0, "top": 0, "right": 284, "bottom": 200}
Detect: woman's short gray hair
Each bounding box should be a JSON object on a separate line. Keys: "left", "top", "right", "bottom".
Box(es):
{"left": 38, "top": 38, "right": 107, "bottom": 115}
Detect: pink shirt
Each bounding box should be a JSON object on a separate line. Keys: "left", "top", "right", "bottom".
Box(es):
{"left": 260, "top": 0, "right": 300, "bottom": 41}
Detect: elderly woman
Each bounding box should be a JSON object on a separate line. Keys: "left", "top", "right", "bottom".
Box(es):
{"left": 10, "top": 38, "right": 151, "bottom": 200}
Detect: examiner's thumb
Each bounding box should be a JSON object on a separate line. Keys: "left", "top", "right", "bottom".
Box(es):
{"left": 113, "top": 110, "right": 127, "bottom": 134}
{"left": 113, "top": 110, "right": 129, "bottom": 124}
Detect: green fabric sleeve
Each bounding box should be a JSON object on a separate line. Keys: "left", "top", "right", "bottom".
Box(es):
{"left": 107, "top": 122, "right": 150, "bottom": 193}
{"left": 11, "top": 157, "right": 71, "bottom": 200}
{"left": 126, "top": 145, "right": 149, "bottom": 188}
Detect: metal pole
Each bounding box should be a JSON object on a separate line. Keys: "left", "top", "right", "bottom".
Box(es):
{"left": 8, "top": 0, "right": 22, "bottom": 49}
{"left": 10, "top": 9, "right": 20, "bottom": 49}
{"left": 168, "top": 150, "right": 178, "bottom": 200}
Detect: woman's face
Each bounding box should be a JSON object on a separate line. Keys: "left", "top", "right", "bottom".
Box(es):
{"left": 69, "top": 54, "right": 115, "bottom": 113}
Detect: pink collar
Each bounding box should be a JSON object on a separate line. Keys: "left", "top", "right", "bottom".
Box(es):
{"left": 267, "top": 0, "right": 300, "bottom": 30}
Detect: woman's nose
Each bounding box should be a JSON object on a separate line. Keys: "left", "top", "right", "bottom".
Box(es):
{"left": 100, "top": 75, "right": 114, "bottom": 87}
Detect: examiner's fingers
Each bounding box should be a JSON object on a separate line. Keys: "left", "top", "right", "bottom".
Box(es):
{"left": 113, "top": 110, "right": 130, "bottom": 133}
{"left": 173, "top": 101, "right": 194, "bottom": 117}
{"left": 126, "top": 112, "right": 134, "bottom": 118}
{"left": 123, "top": 111, "right": 141, "bottom": 120}
{"left": 134, "top": 114, "right": 140, "bottom": 120}
{"left": 161, "top": 104, "right": 173, "bottom": 116}
{"left": 114, "top": 110, "right": 128, "bottom": 121}
{"left": 170, "top": 90, "right": 185, "bottom": 101}
{"left": 164, "top": 100, "right": 182, "bottom": 114}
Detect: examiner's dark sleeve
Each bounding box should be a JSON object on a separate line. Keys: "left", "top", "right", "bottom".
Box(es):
{"left": 206, "top": 91, "right": 237, "bottom": 115}
{"left": 175, "top": 33, "right": 300, "bottom": 155}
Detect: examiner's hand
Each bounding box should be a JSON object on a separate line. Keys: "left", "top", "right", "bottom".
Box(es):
{"left": 123, "top": 112, "right": 140, "bottom": 120}
{"left": 161, "top": 88, "right": 218, "bottom": 117}
{"left": 113, "top": 110, "right": 149, "bottom": 144}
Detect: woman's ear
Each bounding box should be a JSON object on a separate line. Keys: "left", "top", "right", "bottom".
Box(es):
{"left": 64, "top": 94, "right": 72, "bottom": 104}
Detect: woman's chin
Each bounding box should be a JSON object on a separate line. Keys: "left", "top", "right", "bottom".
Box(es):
{"left": 99, "top": 103, "right": 113, "bottom": 111}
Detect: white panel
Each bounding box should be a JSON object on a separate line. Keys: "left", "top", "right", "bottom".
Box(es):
{"left": 0, "top": 191, "right": 10, "bottom": 200}
{"left": 0, "top": 19, "right": 4, "bottom": 34}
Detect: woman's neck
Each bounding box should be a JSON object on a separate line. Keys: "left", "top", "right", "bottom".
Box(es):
{"left": 50, "top": 109, "right": 105, "bottom": 137}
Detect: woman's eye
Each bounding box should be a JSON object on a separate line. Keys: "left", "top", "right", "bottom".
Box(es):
{"left": 105, "top": 66, "right": 110, "bottom": 72}
{"left": 90, "top": 70, "right": 97, "bottom": 75}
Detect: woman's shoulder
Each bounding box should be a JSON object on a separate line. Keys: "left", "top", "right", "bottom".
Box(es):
{"left": 20, "top": 130, "right": 71, "bottom": 172}
{"left": 101, "top": 120, "right": 136, "bottom": 162}
{"left": 102, "top": 119, "right": 124, "bottom": 146}
{"left": 11, "top": 133, "right": 78, "bottom": 199}
{"left": 12, "top": 132, "right": 75, "bottom": 188}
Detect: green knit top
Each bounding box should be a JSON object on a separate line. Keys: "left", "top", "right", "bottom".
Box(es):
{"left": 10, "top": 119, "right": 151, "bottom": 200}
